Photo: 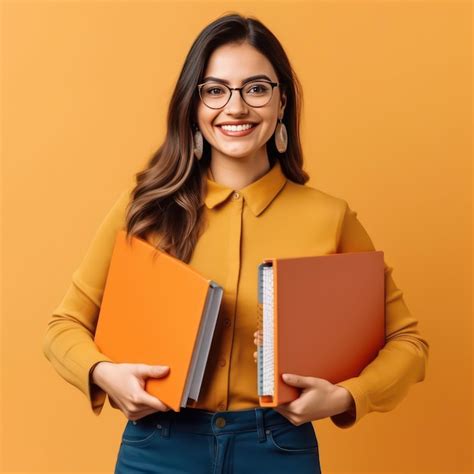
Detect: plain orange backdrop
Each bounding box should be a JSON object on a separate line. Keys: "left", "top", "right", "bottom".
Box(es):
{"left": 1, "top": 1, "right": 472, "bottom": 473}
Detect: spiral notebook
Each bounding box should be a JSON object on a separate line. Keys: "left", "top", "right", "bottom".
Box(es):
{"left": 94, "top": 230, "right": 224, "bottom": 411}
{"left": 257, "top": 251, "right": 386, "bottom": 407}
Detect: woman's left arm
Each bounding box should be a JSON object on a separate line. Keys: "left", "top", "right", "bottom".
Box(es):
{"left": 275, "top": 200, "right": 430, "bottom": 428}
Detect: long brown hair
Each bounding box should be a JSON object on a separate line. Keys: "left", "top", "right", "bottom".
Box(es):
{"left": 125, "top": 12, "right": 309, "bottom": 262}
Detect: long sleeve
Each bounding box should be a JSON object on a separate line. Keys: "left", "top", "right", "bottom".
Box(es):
{"left": 42, "top": 184, "right": 134, "bottom": 416}
{"left": 329, "top": 201, "right": 430, "bottom": 429}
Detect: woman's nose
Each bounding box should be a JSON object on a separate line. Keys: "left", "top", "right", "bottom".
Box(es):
{"left": 224, "top": 89, "right": 248, "bottom": 114}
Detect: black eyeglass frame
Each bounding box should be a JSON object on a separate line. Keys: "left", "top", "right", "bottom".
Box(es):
{"left": 196, "top": 80, "right": 282, "bottom": 109}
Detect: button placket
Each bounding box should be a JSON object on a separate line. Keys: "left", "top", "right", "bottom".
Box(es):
{"left": 214, "top": 195, "right": 243, "bottom": 412}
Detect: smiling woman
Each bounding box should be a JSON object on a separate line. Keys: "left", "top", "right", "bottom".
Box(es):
{"left": 195, "top": 41, "right": 289, "bottom": 186}
{"left": 43, "top": 10, "right": 429, "bottom": 474}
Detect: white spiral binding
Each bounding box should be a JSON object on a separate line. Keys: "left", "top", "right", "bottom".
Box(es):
{"left": 262, "top": 266, "right": 274, "bottom": 396}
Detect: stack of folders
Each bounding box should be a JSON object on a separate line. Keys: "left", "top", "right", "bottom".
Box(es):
{"left": 257, "top": 251, "right": 386, "bottom": 407}
{"left": 94, "top": 229, "right": 223, "bottom": 412}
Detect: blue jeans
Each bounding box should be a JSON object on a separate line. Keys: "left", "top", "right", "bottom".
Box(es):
{"left": 114, "top": 406, "right": 322, "bottom": 473}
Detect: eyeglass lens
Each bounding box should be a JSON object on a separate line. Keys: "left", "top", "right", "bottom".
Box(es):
{"left": 200, "top": 81, "right": 273, "bottom": 108}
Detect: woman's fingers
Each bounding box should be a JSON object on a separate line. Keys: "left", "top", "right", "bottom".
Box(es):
{"left": 137, "top": 391, "right": 171, "bottom": 413}
{"left": 253, "top": 331, "right": 262, "bottom": 362}
{"left": 253, "top": 330, "right": 263, "bottom": 345}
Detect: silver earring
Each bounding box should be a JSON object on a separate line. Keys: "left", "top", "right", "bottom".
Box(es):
{"left": 193, "top": 128, "right": 203, "bottom": 160}
{"left": 275, "top": 117, "right": 287, "bottom": 153}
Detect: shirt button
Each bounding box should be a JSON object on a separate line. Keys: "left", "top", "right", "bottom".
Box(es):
{"left": 215, "top": 417, "right": 226, "bottom": 428}
{"left": 223, "top": 318, "right": 231, "bottom": 328}
{"left": 232, "top": 192, "right": 240, "bottom": 200}
{"left": 217, "top": 402, "right": 226, "bottom": 411}
{"left": 218, "top": 358, "right": 226, "bottom": 367}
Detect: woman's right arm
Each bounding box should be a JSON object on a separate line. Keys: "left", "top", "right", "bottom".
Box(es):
{"left": 42, "top": 183, "right": 134, "bottom": 416}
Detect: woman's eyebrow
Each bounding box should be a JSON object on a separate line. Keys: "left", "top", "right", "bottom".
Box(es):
{"left": 201, "top": 74, "right": 272, "bottom": 84}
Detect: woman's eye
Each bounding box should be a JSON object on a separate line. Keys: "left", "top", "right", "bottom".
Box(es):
{"left": 247, "top": 83, "right": 269, "bottom": 94}
{"left": 206, "top": 87, "right": 224, "bottom": 95}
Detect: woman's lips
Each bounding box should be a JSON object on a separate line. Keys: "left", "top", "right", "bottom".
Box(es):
{"left": 215, "top": 123, "right": 258, "bottom": 137}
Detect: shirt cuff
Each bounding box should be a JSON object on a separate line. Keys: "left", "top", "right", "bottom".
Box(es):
{"left": 88, "top": 359, "right": 113, "bottom": 416}
{"left": 330, "top": 377, "right": 369, "bottom": 429}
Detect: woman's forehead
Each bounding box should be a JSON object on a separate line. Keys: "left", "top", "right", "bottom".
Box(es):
{"left": 204, "top": 43, "right": 276, "bottom": 79}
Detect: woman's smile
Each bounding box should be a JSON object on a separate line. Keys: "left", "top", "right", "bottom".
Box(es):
{"left": 215, "top": 122, "right": 259, "bottom": 137}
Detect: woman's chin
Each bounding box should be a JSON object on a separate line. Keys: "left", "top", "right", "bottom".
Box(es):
{"left": 214, "top": 145, "right": 258, "bottom": 158}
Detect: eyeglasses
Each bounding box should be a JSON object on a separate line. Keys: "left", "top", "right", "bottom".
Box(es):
{"left": 197, "top": 80, "right": 281, "bottom": 109}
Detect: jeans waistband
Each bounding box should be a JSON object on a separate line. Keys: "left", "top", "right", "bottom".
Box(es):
{"left": 144, "top": 407, "right": 292, "bottom": 438}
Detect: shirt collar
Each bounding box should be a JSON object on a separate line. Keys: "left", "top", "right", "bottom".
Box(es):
{"left": 204, "top": 159, "right": 287, "bottom": 217}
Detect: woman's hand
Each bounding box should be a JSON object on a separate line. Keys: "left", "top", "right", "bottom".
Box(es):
{"left": 275, "top": 374, "right": 355, "bottom": 426}
{"left": 252, "top": 330, "right": 355, "bottom": 426}
{"left": 91, "top": 361, "right": 172, "bottom": 421}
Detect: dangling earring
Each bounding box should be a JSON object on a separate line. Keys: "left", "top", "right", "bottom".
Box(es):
{"left": 193, "top": 126, "right": 203, "bottom": 160}
{"left": 274, "top": 117, "right": 288, "bottom": 153}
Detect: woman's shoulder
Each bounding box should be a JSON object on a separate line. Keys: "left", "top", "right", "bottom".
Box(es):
{"left": 284, "top": 179, "right": 348, "bottom": 213}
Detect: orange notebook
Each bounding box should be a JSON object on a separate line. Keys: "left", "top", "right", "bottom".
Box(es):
{"left": 94, "top": 230, "right": 223, "bottom": 412}
{"left": 257, "top": 251, "right": 385, "bottom": 407}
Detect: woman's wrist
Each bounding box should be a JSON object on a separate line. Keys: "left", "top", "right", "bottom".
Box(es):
{"left": 90, "top": 361, "right": 112, "bottom": 387}
{"left": 332, "top": 385, "right": 356, "bottom": 417}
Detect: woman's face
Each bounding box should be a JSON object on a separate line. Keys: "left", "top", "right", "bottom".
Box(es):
{"left": 196, "top": 41, "right": 286, "bottom": 162}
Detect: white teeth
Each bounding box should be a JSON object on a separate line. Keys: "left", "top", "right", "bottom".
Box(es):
{"left": 220, "top": 123, "right": 254, "bottom": 132}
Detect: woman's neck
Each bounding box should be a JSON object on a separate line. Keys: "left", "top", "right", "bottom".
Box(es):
{"left": 208, "top": 152, "right": 272, "bottom": 191}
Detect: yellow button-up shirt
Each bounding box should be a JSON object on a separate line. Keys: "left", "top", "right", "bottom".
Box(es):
{"left": 42, "top": 159, "right": 429, "bottom": 429}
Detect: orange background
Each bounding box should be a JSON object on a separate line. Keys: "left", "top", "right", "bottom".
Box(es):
{"left": 1, "top": 1, "right": 472, "bottom": 473}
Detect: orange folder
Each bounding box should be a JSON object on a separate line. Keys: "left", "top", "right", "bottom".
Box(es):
{"left": 94, "top": 230, "right": 223, "bottom": 412}
{"left": 257, "top": 251, "right": 385, "bottom": 407}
